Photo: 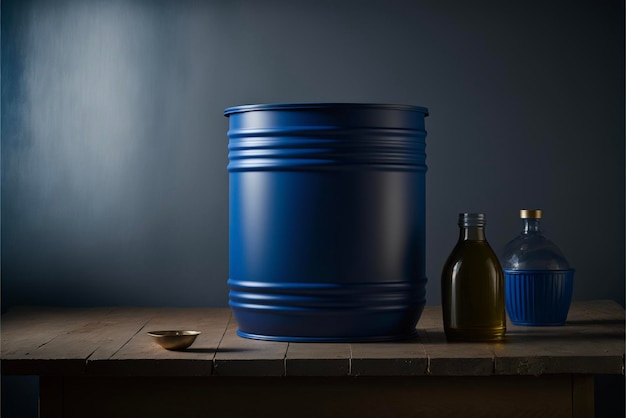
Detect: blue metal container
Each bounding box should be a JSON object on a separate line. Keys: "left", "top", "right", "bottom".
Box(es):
{"left": 225, "top": 103, "right": 429, "bottom": 342}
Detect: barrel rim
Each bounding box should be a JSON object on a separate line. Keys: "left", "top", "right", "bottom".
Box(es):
{"left": 224, "top": 102, "right": 429, "bottom": 117}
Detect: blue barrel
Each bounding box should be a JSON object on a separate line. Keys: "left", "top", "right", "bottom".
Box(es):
{"left": 225, "top": 103, "right": 429, "bottom": 342}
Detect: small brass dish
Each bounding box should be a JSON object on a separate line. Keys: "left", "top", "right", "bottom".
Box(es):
{"left": 147, "top": 330, "right": 201, "bottom": 351}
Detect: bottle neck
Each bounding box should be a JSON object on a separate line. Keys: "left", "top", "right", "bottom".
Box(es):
{"left": 523, "top": 218, "right": 542, "bottom": 234}
{"left": 460, "top": 226, "right": 486, "bottom": 241}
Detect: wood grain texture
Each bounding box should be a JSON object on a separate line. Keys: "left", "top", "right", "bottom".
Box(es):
{"left": 285, "top": 343, "right": 351, "bottom": 376}
{"left": 421, "top": 328, "right": 497, "bottom": 376}
{"left": 213, "top": 315, "right": 288, "bottom": 376}
{"left": 350, "top": 338, "right": 428, "bottom": 376}
{"left": 493, "top": 300, "right": 625, "bottom": 376}
{"left": 1, "top": 307, "right": 113, "bottom": 375}
{"left": 2, "top": 300, "right": 624, "bottom": 378}
{"left": 91, "top": 307, "right": 230, "bottom": 376}
{"left": 418, "top": 306, "right": 497, "bottom": 376}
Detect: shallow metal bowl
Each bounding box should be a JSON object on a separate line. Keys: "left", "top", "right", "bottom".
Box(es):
{"left": 147, "top": 330, "right": 201, "bottom": 351}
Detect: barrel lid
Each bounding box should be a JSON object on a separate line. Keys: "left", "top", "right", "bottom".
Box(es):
{"left": 224, "top": 102, "right": 429, "bottom": 117}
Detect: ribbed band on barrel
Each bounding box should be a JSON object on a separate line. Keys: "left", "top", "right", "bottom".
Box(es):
{"left": 227, "top": 129, "right": 427, "bottom": 172}
{"left": 227, "top": 278, "right": 428, "bottom": 342}
{"left": 228, "top": 278, "right": 427, "bottom": 312}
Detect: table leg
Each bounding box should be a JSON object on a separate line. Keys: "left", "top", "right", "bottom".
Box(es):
{"left": 572, "top": 375, "right": 594, "bottom": 418}
{"left": 39, "top": 376, "right": 63, "bottom": 418}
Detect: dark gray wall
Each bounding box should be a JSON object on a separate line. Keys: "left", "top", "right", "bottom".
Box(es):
{"left": 3, "top": 0, "right": 623, "bottom": 309}
{"left": 2, "top": 1, "right": 624, "bottom": 417}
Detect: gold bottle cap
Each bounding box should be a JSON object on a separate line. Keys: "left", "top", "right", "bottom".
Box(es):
{"left": 520, "top": 209, "right": 542, "bottom": 219}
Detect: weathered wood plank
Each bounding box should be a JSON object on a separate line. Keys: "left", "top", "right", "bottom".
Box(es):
{"left": 350, "top": 338, "right": 427, "bottom": 376}
{"left": 494, "top": 301, "right": 625, "bottom": 375}
{"left": 90, "top": 308, "right": 230, "bottom": 376}
{"left": 417, "top": 306, "right": 441, "bottom": 329}
{"left": 213, "top": 316, "right": 288, "bottom": 376}
{"left": 31, "top": 307, "right": 155, "bottom": 375}
{"left": 416, "top": 306, "right": 497, "bottom": 376}
{"left": 421, "top": 328, "right": 496, "bottom": 376}
{"left": 1, "top": 307, "right": 114, "bottom": 375}
{"left": 1, "top": 307, "right": 111, "bottom": 356}
{"left": 285, "top": 343, "right": 351, "bottom": 376}
{"left": 83, "top": 307, "right": 156, "bottom": 364}
{"left": 567, "top": 299, "right": 624, "bottom": 322}
{"left": 494, "top": 337, "right": 624, "bottom": 375}
{"left": 1, "top": 301, "right": 623, "bottom": 379}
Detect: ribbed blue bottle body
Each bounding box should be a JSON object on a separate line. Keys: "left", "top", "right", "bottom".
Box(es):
{"left": 226, "top": 103, "right": 428, "bottom": 341}
{"left": 504, "top": 269, "right": 575, "bottom": 326}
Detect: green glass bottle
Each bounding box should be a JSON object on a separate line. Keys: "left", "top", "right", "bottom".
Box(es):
{"left": 441, "top": 213, "right": 506, "bottom": 342}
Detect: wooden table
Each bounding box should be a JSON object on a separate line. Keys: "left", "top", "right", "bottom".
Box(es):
{"left": 2, "top": 300, "right": 623, "bottom": 418}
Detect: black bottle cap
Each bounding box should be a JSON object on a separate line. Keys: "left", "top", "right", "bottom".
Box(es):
{"left": 458, "top": 213, "right": 486, "bottom": 227}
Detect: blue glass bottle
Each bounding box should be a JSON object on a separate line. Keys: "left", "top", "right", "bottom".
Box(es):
{"left": 500, "top": 210, "right": 575, "bottom": 326}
